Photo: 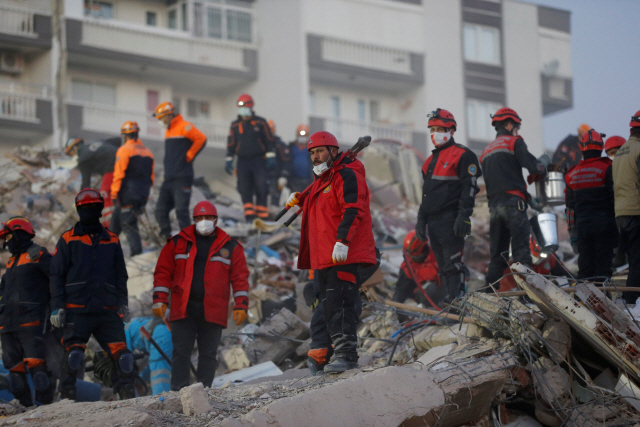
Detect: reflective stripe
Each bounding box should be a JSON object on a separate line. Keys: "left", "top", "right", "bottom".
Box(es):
{"left": 175, "top": 254, "right": 189, "bottom": 260}
{"left": 234, "top": 291, "right": 249, "bottom": 298}
{"left": 151, "top": 377, "right": 171, "bottom": 387}
{"left": 431, "top": 175, "right": 458, "bottom": 181}
{"left": 154, "top": 287, "right": 170, "bottom": 294}
{"left": 210, "top": 256, "right": 230, "bottom": 265}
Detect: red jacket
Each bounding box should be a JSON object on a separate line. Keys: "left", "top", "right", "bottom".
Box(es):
{"left": 153, "top": 226, "right": 249, "bottom": 327}
{"left": 401, "top": 251, "right": 439, "bottom": 286}
{"left": 297, "top": 154, "right": 376, "bottom": 271}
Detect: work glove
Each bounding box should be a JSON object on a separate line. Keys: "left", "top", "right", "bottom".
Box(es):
{"left": 527, "top": 174, "right": 545, "bottom": 185}
{"left": 453, "top": 215, "right": 472, "bottom": 237}
{"left": 286, "top": 192, "right": 300, "bottom": 208}
{"left": 332, "top": 242, "right": 349, "bottom": 264}
{"left": 233, "top": 309, "right": 247, "bottom": 326}
{"left": 303, "top": 282, "right": 319, "bottom": 310}
{"left": 537, "top": 154, "right": 551, "bottom": 168}
{"left": 152, "top": 302, "right": 167, "bottom": 318}
{"left": 415, "top": 216, "right": 427, "bottom": 241}
{"left": 117, "top": 305, "right": 130, "bottom": 323}
{"left": 225, "top": 156, "right": 234, "bottom": 175}
{"left": 265, "top": 152, "right": 276, "bottom": 171}
{"left": 50, "top": 308, "right": 66, "bottom": 328}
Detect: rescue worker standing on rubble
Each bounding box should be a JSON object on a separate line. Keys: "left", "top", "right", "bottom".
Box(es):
{"left": 152, "top": 201, "right": 250, "bottom": 390}
{"left": 267, "top": 120, "right": 291, "bottom": 207}
{"left": 480, "top": 108, "right": 547, "bottom": 289}
{"left": 153, "top": 102, "right": 207, "bottom": 240}
{"left": 0, "top": 217, "right": 54, "bottom": 406}
{"left": 288, "top": 131, "right": 376, "bottom": 374}
{"left": 225, "top": 94, "right": 275, "bottom": 221}
{"left": 50, "top": 188, "right": 137, "bottom": 400}
{"left": 392, "top": 231, "right": 440, "bottom": 306}
{"left": 565, "top": 129, "right": 617, "bottom": 280}
{"left": 110, "top": 121, "right": 155, "bottom": 256}
{"left": 415, "top": 109, "right": 481, "bottom": 303}
{"left": 613, "top": 111, "right": 640, "bottom": 303}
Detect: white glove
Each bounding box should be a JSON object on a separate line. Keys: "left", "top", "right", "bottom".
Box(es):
{"left": 286, "top": 192, "right": 300, "bottom": 208}
{"left": 332, "top": 242, "right": 349, "bottom": 264}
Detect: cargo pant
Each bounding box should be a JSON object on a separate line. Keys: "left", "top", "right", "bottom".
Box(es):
{"left": 111, "top": 198, "right": 146, "bottom": 256}
{"left": 617, "top": 216, "right": 640, "bottom": 304}
{"left": 237, "top": 156, "right": 269, "bottom": 221}
{"left": 427, "top": 210, "right": 467, "bottom": 298}
{"left": 155, "top": 177, "right": 193, "bottom": 238}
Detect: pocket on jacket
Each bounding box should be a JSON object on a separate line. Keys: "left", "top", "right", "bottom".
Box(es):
{"left": 65, "top": 281, "right": 87, "bottom": 300}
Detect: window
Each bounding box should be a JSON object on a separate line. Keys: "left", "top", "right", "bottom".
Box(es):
{"left": 227, "top": 9, "right": 251, "bottom": 42}
{"left": 146, "top": 90, "right": 159, "bottom": 112}
{"left": 172, "top": 96, "right": 181, "bottom": 113}
{"left": 369, "top": 101, "right": 380, "bottom": 122}
{"left": 330, "top": 96, "right": 340, "bottom": 118}
{"left": 466, "top": 99, "right": 501, "bottom": 141}
{"left": 463, "top": 23, "right": 501, "bottom": 65}
{"left": 549, "top": 78, "right": 567, "bottom": 100}
{"left": 193, "top": 1, "right": 253, "bottom": 42}
{"left": 71, "top": 80, "right": 116, "bottom": 106}
{"left": 187, "top": 99, "right": 210, "bottom": 119}
{"left": 357, "top": 100, "right": 366, "bottom": 122}
{"left": 207, "top": 7, "right": 222, "bottom": 38}
{"left": 146, "top": 12, "right": 157, "bottom": 26}
{"left": 84, "top": 0, "right": 113, "bottom": 19}
{"left": 168, "top": 9, "right": 177, "bottom": 29}
{"left": 309, "top": 92, "right": 316, "bottom": 115}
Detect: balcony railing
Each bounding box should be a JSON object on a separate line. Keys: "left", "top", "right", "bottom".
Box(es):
{"left": 0, "top": 4, "right": 38, "bottom": 37}
{"left": 0, "top": 82, "right": 50, "bottom": 122}
{"left": 80, "top": 19, "right": 249, "bottom": 72}
{"left": 321, "top": 37, "right": 412, "bottom": 75}
{"left": 317, "top": 117, "right": 414, "bottom": 145}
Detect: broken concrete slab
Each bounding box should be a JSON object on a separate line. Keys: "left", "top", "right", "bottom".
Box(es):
{"left": 220, "top": 346, "right": 251, "bottom": 371}
{"left": 179, "top": 382, "right": 213, "bottom": 416}
{"left": 412, "top": 323, "right": 486, "bottom": 352}
{"left": 542, "top": 319, "right": 571, "bottom": 364}
{"left": 243, "top": 308, "right": 309, "bottom": 365}
{"left": 213, "top": 362, "right": 284, "bottom": 388}
{"left": 417, "top": 343, "right": 457, "bottom": 366}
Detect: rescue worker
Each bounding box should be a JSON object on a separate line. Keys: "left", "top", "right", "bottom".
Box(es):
{"left": 392, "top": 231, "right": 440, "bottom": 306}
{"left": 287, "top": 131, "right": 376, "bottom": 373}
{"left": 565, "top": 129, "right": 617, "bottom": 280}
{"left": 110, "top": 121, "right": 155, "bottom": 256}
{"left": 415, "top": 109, "right": 481, "bottom": 303}
{"left": 125, "top": 317, "right": 172, "bottom": 395}
{"left": 50, "top": 188, "right": 136, "bottom": 400}
{"left": 152, "top": 201, "right": 250, "bottom": 390}
{"left": 613, "top": 111, "right": 640, "bottom": 303}
{"left": 606, "top": 136, "right": 629, "bottom": 268}
{"left": 552, "top": 123, "right": 590, "bottom": 173}
{"left": 606, "top": 135, "right": 626, "bottom": 160}
{"left": 65, "top": 137, "right": 118, "bottom": 226}
{"left": 0, "top": 217, "right": 54, "bottom": 406}
{"left": 287, "top": 124, "right": 314, "bottom": 191}
{"left": 267, "top": 120, "right": 291, "bottom": 206}
{"left": 153, "top": 102, "right": 207, "bottom": 239}
{"left": 480, "top": 108, "right": 547, "bottom": 288}
{"left": 225, "top": 94, "right": 275, "bottom": 221}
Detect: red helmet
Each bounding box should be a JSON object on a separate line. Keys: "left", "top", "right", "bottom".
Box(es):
{"left": 0, "top": 217, "right": 35, "bottom": 239}
{"left": 404, "top": 231, "right": 428, "bottom": 257}
{"left": 630, "top": 110, "right": 640, "bottom": 128}
{"left": 192, "top": 201, "right": 218, "bottom": 218}
{"left": 605, "top": 136, "right": 626, "bottom": 153}
{"left": 307, "top": 131, "right": 339, "bottom": 152}
{"left": 237, "top": 94, "right": 254, "bottom": 108}
{"left": 427, "top": 108, "right": 457, "bottom": 130}
{"left": 491, "top": 107, "right": 522, "bottom": 126}
{"left": 579, "top": 129, "right": 605, "bottom": 152}
{"left": 530, "top": 236, "right": 542, "bottom": 259}
{"left": 75, "top": 188, "right": 104, "bottom": 207}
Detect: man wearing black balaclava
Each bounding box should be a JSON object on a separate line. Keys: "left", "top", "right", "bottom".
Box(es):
{"left": 49, "top": 188, "right": 138, "bottom": 400}
{"left": 0, "top": 217, "right": 54, "bottom": 406}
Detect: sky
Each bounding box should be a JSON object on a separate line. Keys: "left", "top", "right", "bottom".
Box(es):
{"left": 524, "top": 0, "right": 640, "bottom": 149}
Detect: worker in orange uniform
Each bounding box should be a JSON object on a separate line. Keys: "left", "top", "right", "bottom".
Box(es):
{"left": 225, "top": 94, "right": 275, "bottom": 221}
{"left": 153, "top": 102, "right": 207, "bottom": 239}
{"left": 110, "top": 121, "right": 155, "bottom": 256}
{"left": 392, "top": 231, "right": 441, "bottom": 306}
{"left": 152, "top": 201, "right": 250, "bottom": 390}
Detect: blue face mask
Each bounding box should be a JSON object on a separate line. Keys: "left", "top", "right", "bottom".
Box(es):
{"left": 238, "top": 107, "right": 252, "bottom": 117}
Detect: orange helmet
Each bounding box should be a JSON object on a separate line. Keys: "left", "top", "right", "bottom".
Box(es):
{"left": 237, "top": 94, "right": 254, "bottom": 108}
{"left": 0, "top": 216, "right": 35, "bottom": 239}
{"left": 578, "top": 123, "right": 591, "bottom": 135}
{"left": 64, "top": 137, "right": 84, "bottom": 155}
{"left": 267, "top": 119, "right": 276, "bottom": 134}
{"left": 427, "top": 108, "right": 456, "bottom": 130}
{"left": 579, "top": 129, "right": 605, "bottom": 152}
{"left": 297, "top": 124, "right": 310, "bottom": 137}
{"left": 404, "top": 230, "right": 429, "bottom": 258}
{"left": 121, "top": 121, "right": 140, "bottom": 135}
{"left": 153, "top": 102, "right": 175, "bottom": 119}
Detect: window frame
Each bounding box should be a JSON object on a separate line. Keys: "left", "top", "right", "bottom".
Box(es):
{"left": 193, "top": 0, "right": 254, "bottom": 43}
{"left": 466, "top": 98, "right": 502, "bottom": 142}
{"left": 70, "top": 79, "right": 116, "bottom": 107}
{"left": 83, "top": 0, "right": 114, "bottom": 19}
{"left": 463, "top": 23, "right": 502, "bottom": 66}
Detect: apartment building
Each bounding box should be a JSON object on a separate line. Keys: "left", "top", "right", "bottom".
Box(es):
{"left": 0, "top": 0, "right": 572, "bottom": 162}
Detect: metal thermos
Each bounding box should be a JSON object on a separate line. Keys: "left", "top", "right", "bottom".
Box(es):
{"left": 529, "top": 213, "right": 559, "bottom": 254}
{"left": 536, "top": 171, "right": 565, "bottom": 206}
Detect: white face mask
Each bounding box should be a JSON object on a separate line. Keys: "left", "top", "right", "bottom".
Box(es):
{"left": 238, "top": 107, "right": 252, "bottom": 117}
{"left": 196, "top": 219, "right": 215, "bottom": 235}
{"left": 431, "top": 131, "right": 451, "bottom": 147}
{"left": 297, "top": 136, "right": 308, "bottom": 144}
{"left": 313, "top": 162, "right": 329, "bottom": 176}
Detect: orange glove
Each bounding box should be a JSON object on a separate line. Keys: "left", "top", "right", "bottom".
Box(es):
{"left": 233, "top": 309, "right": 247, "bottom": 325}
{"left": 152, "top": 302, "right": 167, "bottom": 318}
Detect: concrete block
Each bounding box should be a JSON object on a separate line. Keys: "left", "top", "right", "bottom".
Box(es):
{"left": 221, "top": 346, "right": 251, "bottom": 371}
{"left": 179, "top": 382, "right": 213, "bottom": 416}
{"left": 417, "top": 343, "right": 457, "bottom": 366}
{"left": 542, "top": 319, "right": 570, "bottom": 364}
{"left": 244, "top": 308, "right": 309, "bottom": 365}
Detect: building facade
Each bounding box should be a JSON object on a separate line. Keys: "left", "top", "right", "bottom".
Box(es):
{"left": 0, "top": 0, "right": 572, "bottom": 162}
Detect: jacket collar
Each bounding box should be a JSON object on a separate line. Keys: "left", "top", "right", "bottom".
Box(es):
{"left": 432, "top": 138, "right": 456, "bottom": 153}
{"left": 125, "top": 138, "right": 143, "bottom": 146}
{"left": 178, "top": 225, "right": 231, "bottom": 253}
{"left": 169, "top": 114, "right": 184, "bottom": 129}
{"left": 496, "top": 128, "right": 514, "bottom": 137}
{"left": 72, "top": 222, "right": 111, "bottom": 241}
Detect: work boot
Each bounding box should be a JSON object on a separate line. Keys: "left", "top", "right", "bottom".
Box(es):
{"left": 307, "top": 347, "right": 333, "bottom": 376}
{"left": 307, "top": 358, "right": 326, "bottom": 376}
{"left": 324, "top": 356, "right": 358, "bottom": 374}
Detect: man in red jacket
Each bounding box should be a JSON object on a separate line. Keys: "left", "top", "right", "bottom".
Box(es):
{"left": 152, "top": 201, "right": 249, "bottom": 390}
{"left": 287, "top": 131, "right": 376, "bottom": 374}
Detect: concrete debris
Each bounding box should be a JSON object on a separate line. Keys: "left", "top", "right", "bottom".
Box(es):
{"left": 180, "top": 382, "right": 213, "bottom": 416}
{"left": 220, "top": 346, "right": 251, "bottom": 372}
{"left": 542, "top": 319, "right": 571, "bottom": 363}
{"left": 243, "top": 308, "right": 309, "bottom": 365}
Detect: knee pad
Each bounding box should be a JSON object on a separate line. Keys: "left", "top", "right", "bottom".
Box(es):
{"left": 67, "top": 348, "right": 85, "bottom": 371}
{"left": 117, "top": 351, "right": 134, "bottom": 374}
{"left": 8, "top": 372, "right": 26, "bottom": 394}
{"left": 32, "top": 370, "right": 51, "bottom": 392}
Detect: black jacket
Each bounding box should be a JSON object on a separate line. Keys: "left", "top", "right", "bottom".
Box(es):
{"left": 226, "top": 114, "right": 274, "bottom": 158}
{"left": 0, "top": 244, "right": 51, "bottom": 333}
{"left": 417, "top": 138, "right": 481, "bottom": 218}
{"left": 50, "top": 223, "right": 128, "bottom": 313}
{"left": 77, "top": 141, "right": 118, "bottom": 189}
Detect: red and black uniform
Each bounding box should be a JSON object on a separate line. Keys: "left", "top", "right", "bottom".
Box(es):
{"left": 416, "top": 138, "right": 480, "bottom": 299}
{"left": 480, "top": 129, "right": 545, "bottom": 286}
{"left": 393, "top": 251, "right": 440, "bottom": 304}
{"left": 226, "top": 114, "right": 274, "bottom": 220}
{"left": 50, "top": 222, "right": 134, "bottom": 399}
{"left": 153, "top": 225, "right": 249, "bottom": 389}
{"left": 0, "top": 243, "right": 53, "bottom": 405}
{"left": 155, "top": 114, "right": 207, "bottom": 238}
{"left": 76, "top": 141, "right": 118, "bottom": 226}
{"left": 297, "top": 153, "right": 376, "bottom": 364}
{"left": 565, "top": 157, "right": 617, "bottom": 279}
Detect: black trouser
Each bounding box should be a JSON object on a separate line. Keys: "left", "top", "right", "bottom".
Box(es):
{"left": 617, "top": 216, "right": 640, "bottom": 304}
{"left": 237, "top": 156, "right": 269, "bottom": 220}
{"left": 170, "top": 302, "right": 223, "bottom": 390}
{"left": 576, "top": 217, "right": 617, "bottom": 281}
{"left": 155, "top": 177, "right": 193, "bottom": 238}
{"left": 392, "top": 269, "right": 444, "bottom": 306}
{"left": 60, "top": 311, "right": 135, "bottom": 399}
{"left": 1, "top": 327, "right": 52, "bottom": 405}
{"left": 486, "top": 201, "right": 532, "bottom": 287}
{"left": 427, "top": 210, "right": 467, "bottom": 298}
{"left": 111, "top": 198, "right": 146, "bottom": 256}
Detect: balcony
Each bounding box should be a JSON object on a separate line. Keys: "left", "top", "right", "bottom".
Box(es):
{"left": 66, "top": 18, "right": 257, "bottom": 92}
{"left": 0, "top": 2, "right": 52, "bottom": 51}
{"left": 0, "top": 81, "right": 53, "bottom": 135}
{"left": 307, "top": 34, "right": 423, "bottom": 91}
